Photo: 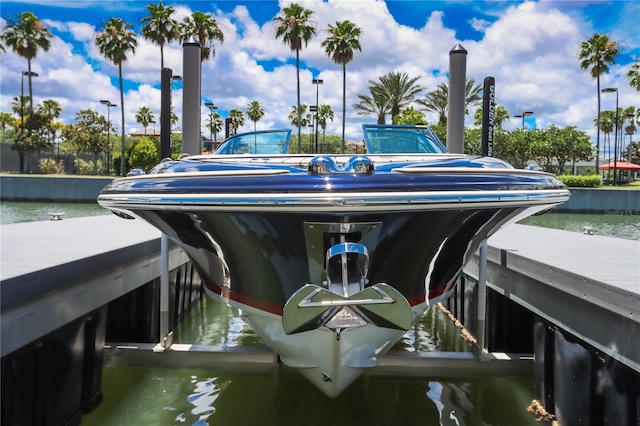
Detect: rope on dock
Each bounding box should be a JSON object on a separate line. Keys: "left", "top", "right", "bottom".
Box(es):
{"left": 436, "top": 303, "right": 487, "bottom": 353}
{"left": 527, "top": 399, "right": 559, "bottom": 425}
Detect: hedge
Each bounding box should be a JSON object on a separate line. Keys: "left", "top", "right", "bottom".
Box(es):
{"left": 557, "top": 175, "right": 601, "bottom": 188}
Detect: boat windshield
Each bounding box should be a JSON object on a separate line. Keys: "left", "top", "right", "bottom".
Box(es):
{"left": 362, "top": 124, "right": 447, "bottom": 154}
{"left": 215, "top": 129, "right": 291, "bottom": 155}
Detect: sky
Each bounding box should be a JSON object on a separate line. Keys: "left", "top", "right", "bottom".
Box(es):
{"left": 1, "top": 0, "right": 639, "bottom": 145}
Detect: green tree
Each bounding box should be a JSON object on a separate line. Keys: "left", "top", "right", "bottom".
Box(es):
{"left": 0, "top": 112, "right": 15, "bottom": 142}
{"left": 246, "top": 100, "right": 265, "bottom": 132}
{"left": 494, "top": 128, "right": 533, "bottom": 169}
{"left": 322, "top": 20, "right": 361, "bottom": 151}
{"left": 288, "top": 104, "right": 310, "bottom": 128}
{"left": 273, "top": 3, "right": 316, "bottom": 152}
{"left": 135, "top": 106, "right": 155, "bottom": 135}
{"left": 206, "top": 111, "right": 223, "bottom": 141}
{"left": 228, "top": 108, "right": 245, "bottom": 133}
{"left": 62, "top": 109, "right": 111, "bottom": 174}
{"left": 317, "top": 104, "right": 334, "bottom": 153}
{"left": 180, "top": 11, "right": 224, "bottom": 63}
{"left": 140, "top": 1, "right": 179, "bottom": 69}
{"left": 578, "top": 33, "right": 620, "bottom": 171}
{"left": 473, "top": 103, "right": 511, "bottom": 128}
{"left": 1, "top": 12, "right": 52, "bottom": 120}
{"left": 369, "top": 72, "right": 425, "bottom": 123}
{"left": 38, "top": 99, "right": 62, "bottom": 155}
{"left": 352, "top": 91, "right": 390, "bottom": 124}
{"left": 129, "top": 137, "right": 159, "bottom": 172}
{"left": 394, "top": 106, "right": 425, "bottom": 125}
{"left": 2, "top": 11, "right": 53, "bottom": 172}
{"left": 417, "top": 78, "right": 482, "bottom": 126}
{"left": 627, "top": 57, "right": 640, "bottom": 91}
{"left": 95, "top": 17, "right": 138, "bottom": 175}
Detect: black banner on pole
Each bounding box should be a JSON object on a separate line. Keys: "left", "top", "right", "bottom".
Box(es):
{"left": 481, "top": 76, "right": 495, "bottom": 157}
{"left": 225, "top": 118, "right": 235, "bottom": 139}
{"left": 160, "top": 68, "right": 172, "bottom": 160}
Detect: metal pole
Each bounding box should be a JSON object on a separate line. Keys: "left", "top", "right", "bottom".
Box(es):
{"left": 447, "top": 44, "right": 467, "bottom": 154}
{"left": 159, "top": 234, "right": 173, "bottom": 349}
{"left": 613, "top": 93, "right": 619, "bottom": 185}
{"left": 182, "top": 38, "right": 201, "bottom": 155}
{"left": 477, "top": 242, "right": 488, "bottom": 353}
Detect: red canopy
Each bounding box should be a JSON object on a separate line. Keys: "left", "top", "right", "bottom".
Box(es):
{"left": 598, "top": 161, "right": 640, "bottom": 171}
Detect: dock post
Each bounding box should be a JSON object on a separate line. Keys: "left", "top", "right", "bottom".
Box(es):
{"left": 475, "top": 242, "right": 488, "bottom": 355}
{"left": 159, "top": 234, "right": 173, "bottom": 349}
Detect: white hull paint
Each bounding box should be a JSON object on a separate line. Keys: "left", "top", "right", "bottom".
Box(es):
{"left": 205, "top": 286, "right": 430, "bottom": 397}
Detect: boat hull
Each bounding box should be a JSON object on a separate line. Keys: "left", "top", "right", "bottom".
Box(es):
{"left": 98, "top": 154, "right": 570, "bottom": 396}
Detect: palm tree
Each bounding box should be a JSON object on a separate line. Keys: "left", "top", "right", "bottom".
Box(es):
{"left": 180, "top": 11, "right": 224, "bottom": 63}
{"left": 38, "top": 99, "right": 62, "bottom": 153}
{"left": 95, "top": 17, "right": 138, "bottom": 176}
{"left": 228, "top": 108, "right": 245, "bottom": 133}
{"left": 206, "top": 111, "right": 223, "bottom": 141}
{"left": 627, "top": 57, "right": 640, "bottom": 92}
{"left": 317, "top": 104, "right": 334, "bottom": 153}
{"left": 135, "top": 106, "right": 155, "bottom": 135}
{"left": 1, "top": 12, "right": 52, "bottom": 118}
{"left": 11, "top": 96, "right": 30, "bottom": 122}
{"left": 352, "top": 91, "right": 390, "bottom": 124}
{"left": 578, "top": 33, "right": 620, "bottom": 171}
{"left": 597, "top": 110, "right": 615, "bottom": 180}
{"left": 417, "top": 83, "right": 448, "bottom": 125}
{"left": 473, "top": 103, "right": 510, "bottom": 128}
{"left": 417, "top": 78, "right": 482, "bottom": 126}
{"left": 246, "top": 100, "right": 265, "bottom": 132}
{"left": 321, "top": 20, "right": 362, "bottom": 151}
{"left": 369, "top": 72, "right": 425, "bottom": 123}
{"left": 140, "top": 1, "right": 179, "bottom": 70}
{"left": 273, "top": 3, "right": 316, "bottom": 152}
{"left": 288, "top": 104, "right": 310, "bottom": 128}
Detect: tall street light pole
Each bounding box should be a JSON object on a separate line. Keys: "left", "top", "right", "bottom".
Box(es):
{"left": 513, "top": 111, "right": 534, "bottom": 129}
{"left": 204, "top": 102, "right": 217, "bottom": 148}
{"left": 312, "top": 78, "right": 323, "bottom": 154}
{"left": 602, "top": 88, "right": 618, "bottom": 185}
{"left": 100, "top": 100, "right": 117, "bottom": 174}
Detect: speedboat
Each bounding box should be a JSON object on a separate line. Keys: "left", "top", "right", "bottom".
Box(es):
{"left": 98, "top": 124, "right": 570, "bottom": 397}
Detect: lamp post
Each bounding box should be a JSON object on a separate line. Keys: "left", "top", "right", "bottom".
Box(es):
{"left": 204, "top": 102, "right": 217, "bottom": 144}
{"left": 312, "top": 78, "right": 323, "bottom": 153}
{"left": 513, "top": 111, "right": 534, "bottom": 129}
{"left": 100, "top": 100, "right": 117, "bottom": 173}
{"left": 20, "top": 71, "right": 38, "bottom": 130}
{"left": 602, "top": 88, "right": 618, "bottom": 184}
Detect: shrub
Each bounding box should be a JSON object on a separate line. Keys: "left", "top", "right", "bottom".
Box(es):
{"left": 557, "top": 174, "right": 601, "bottom": 188}
{"left": 39, "top": 158, "right": 65, "bottom": 174}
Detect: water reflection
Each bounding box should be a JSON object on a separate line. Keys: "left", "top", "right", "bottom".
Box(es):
{"left": 87, "top": 367, "right": 540, "bottom": 425}
{"left": 83, "top": 298, "right": 544, "bottom": 425}
{"left": 519, "top": 212, "right": 639, "bottom": 240}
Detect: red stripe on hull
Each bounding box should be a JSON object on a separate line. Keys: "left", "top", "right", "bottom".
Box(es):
{"left": 203, "top": 280, "right": 284, "bottom": 316}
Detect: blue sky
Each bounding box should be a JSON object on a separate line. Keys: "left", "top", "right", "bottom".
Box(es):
{"left": 1, "top": 0, "right": 638, "bottom": 144}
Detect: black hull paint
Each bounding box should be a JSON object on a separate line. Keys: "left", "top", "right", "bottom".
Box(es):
{"left": 132, "top": 206, "right": 525, "bottom": 315}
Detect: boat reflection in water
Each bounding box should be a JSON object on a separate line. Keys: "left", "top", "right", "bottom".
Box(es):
{"left": 98, "top": 124, "right": 570, "bottom": 397}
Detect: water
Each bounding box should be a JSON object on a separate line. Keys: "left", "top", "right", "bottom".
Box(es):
{"left": 82, "top": 298, "right": 543, "bottom": 426}
{"left": 519, "top": 212, "right": 640, "bottom": 240}
{"left": 0, "top": 201, "right": 108, "bottom": 225}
